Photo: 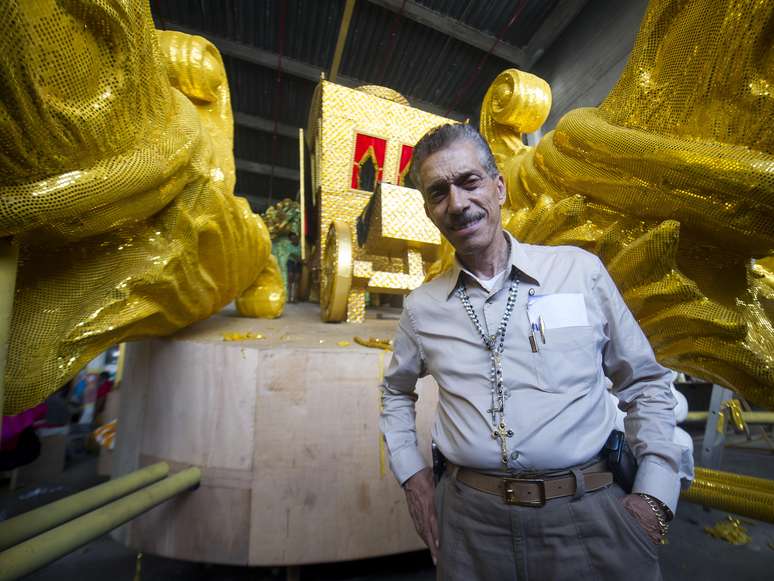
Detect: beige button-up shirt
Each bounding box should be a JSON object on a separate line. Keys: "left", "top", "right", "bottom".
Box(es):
{"left": 380, "top": 232, "right": 682, "bottom": 512}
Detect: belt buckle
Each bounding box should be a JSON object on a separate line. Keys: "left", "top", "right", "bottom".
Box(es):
{"left": 503, "top": 478, "right": 546, "bottom": 507}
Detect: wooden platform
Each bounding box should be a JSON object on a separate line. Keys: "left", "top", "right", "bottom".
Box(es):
{"left": 113, "top": 303, "right": 438, "bottom": 566}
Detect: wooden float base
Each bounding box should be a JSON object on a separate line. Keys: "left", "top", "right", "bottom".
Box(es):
{"left": 113, "top": 303, "right": 438, "bottom": 566}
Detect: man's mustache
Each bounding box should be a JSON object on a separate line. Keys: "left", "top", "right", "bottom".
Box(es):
{"left": 447, "top": 211, "right": 486, "bottom": 231}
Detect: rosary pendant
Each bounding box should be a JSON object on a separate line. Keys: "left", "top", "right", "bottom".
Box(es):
{"left": 457, "top": 278, "right": 521, "bottom": 466}
{"left": 493, "top": 421, "right": 514, "bottom": 464}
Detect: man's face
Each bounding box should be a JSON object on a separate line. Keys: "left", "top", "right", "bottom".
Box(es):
{"left": 419, "top": 139, "right": 505, "bottom": 257}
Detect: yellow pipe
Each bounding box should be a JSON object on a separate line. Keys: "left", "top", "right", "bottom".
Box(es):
{"left": 682, "top": 477, "right": 774, "bottom": 503}
{"left": 0, "top": 467, "right": 200, "bottom": 580}
{"left": 681, "top": 477, "right": 774, "bottom": 523}
{"left": 694, "top": 467, "right": 774, "bottom": 494}
{"left": 683, "top": 411, "right": 774, "bottom": 423}
{"left": 328, "top": 0, "right": 356, "bottom": 82}
{"left": 0, "top": 462, "right": 170, "bottom": 551}
{"left": 0, "top": 238, "right": 19, "bottom": 442}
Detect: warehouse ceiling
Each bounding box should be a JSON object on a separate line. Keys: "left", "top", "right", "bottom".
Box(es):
{"left": 151, "top": 0, "right": 590, "bottom": 211}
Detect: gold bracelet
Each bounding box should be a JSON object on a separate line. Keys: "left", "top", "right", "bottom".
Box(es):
{"left": 637, "top": 493, "right": 670, "bottom": 539}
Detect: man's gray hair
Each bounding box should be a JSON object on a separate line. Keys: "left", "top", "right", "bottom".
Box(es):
{"left": 409, "top": 123, "right": 499, "bottom": 192}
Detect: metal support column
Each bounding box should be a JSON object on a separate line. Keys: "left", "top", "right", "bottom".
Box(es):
{"left": 700, "top": 384, "right": 734, "bottom": 469}
{"left": 298, "top": 128, "right": 306, "bottom": 262}
{"left": 0, "top": 238, "right": 19, "bottom": 442}
{"left": 329, "top": 0, "right": 357, "bottom": 82}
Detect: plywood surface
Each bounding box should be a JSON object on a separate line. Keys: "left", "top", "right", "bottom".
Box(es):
{"left": 139, "top": 344, "right": 258, "bottom": 471}
{"left": 115, "top": 304, "right": 438, "bottom": 566}
{"left": 173, "top": 302, "right": 401, "bottom": 348}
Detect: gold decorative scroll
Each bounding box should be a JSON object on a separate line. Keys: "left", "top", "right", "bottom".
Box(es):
{"left": 467, "top": 0, "right": 774, "bottom": 409}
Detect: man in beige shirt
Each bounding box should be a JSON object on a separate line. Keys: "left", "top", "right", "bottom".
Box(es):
{"left": 379, "top": 124, "right": 682, "bottom": 580}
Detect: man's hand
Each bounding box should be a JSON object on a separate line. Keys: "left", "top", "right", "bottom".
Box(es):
{"left": 403, "top": 467, "right": 439, "bottom": 565}
{"left": 620, "top": 494, "right": 663, "bottom": 544}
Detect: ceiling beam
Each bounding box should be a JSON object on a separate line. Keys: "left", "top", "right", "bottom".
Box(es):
{"left": 235, "top": 159, "right": 299, "bottom": 181}
{"left": 366, "top": 0, "right": 526, "bottom": 67}
{"left": 236, "top": 192, "right": 272, "bottom": 206}
{"left": 235, "top": 112, "right": 298, "bottom": 139}
{"left": 166, "top": 24, "right": 322, "bottom": 82}
{"left": 524, "top": 0, "right": 590, "bottom": 68}
{"left": 162, "top": 23, "right": 465, "bottom": 120}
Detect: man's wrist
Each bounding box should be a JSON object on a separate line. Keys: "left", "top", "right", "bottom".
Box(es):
{"left": 637, "top": 493, "right": 671, "bottom": 538}
{"left": 402, "top": 466, "right": 432, "bottom": 489}
{"left": 639, "top": 493, "right": 673, "bottom": 521}
{"left": 392, "top": 446, "right": 428, "bottom": 486}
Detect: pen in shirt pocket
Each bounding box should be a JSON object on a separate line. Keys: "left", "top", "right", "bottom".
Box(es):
{"left": 529, "top": 322, "right": 539, "bottom": 352}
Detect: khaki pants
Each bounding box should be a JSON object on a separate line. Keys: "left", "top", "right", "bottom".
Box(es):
{"left": 435, "top": 471, "right": 662, "bottom": 581}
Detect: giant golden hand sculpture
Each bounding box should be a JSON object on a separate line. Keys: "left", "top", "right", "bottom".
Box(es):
{"left": 0, "top": 0, "right": 283, "bottom": 414}
{"left": 478, "top": 0, "right": 773, "bottom": 408}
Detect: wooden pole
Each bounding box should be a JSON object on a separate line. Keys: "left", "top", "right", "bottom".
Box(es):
{"left": 299, "top": 128, "right": 306, "bottom": 262}
{"left": 329, "top": 0, "right": 357, "bottom": 82}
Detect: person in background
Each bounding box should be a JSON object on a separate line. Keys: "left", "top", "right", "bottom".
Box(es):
{"left": 286, "top": 232, "right": 302, "bottom": 303}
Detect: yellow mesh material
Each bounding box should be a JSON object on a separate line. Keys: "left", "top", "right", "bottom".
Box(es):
{"left": 236, "top": 256, "right": 287, "bottom": 319}
{"left": 0, "top": 1, "right": 281, "bottom": 414}
{"left": 354, "top": 85, "right": 410, "bottom": 106}
{"left": 470, "top": 0, "right": 773, "bottom": 408}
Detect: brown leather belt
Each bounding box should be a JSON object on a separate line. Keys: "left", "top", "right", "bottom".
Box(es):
{"left": 450, "top": 460, "right": 613, "bottom": 507}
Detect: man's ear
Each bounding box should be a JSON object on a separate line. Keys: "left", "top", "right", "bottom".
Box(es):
{"left": 496, "top": 174, "right": 506, "bottom": 206}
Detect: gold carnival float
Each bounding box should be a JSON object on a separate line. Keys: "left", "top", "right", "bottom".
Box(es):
{"left": 472, "top": 0, "right": 774, "bottom": 412}
{"left": 0, "top": 0, "right": 440, "bottom": 566}
{"left": 0, "top": 0, "right": 284, "bottom": 415}
{"left": 2, "top": 0, "right": 773, "bottom": 569}
{"left": 306, "top": 82, "right": 450, "bottom": 322}
{"left": 464, "top": 0, "right": 774, "bottom": 523}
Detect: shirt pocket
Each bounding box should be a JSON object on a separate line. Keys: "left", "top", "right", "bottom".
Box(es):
{"left": 536, "top": 325, "right": 597, "bottom": 392}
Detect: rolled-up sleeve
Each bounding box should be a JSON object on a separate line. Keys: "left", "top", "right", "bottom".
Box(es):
{"left": 379, "top": 303, "right": 428, "bottom": 485}
{"left": 592, "top": 257, "right": 684, "bottom": 514}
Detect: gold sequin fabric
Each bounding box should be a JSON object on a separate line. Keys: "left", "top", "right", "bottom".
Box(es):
{"left": 0, "top": 1, "right": 279, "bottom": 414}
{"left": 236, "top": 256, "right": 287, "bottom": 319}
{"left": 704, "top": 517, "right": 752, "bottom": 545}
{"left": 468, "top": 0, "right": 774, "bottom": 408}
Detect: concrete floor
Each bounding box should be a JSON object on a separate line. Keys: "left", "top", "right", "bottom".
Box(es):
{"left": 2, "top": 435, "right": 773, "bottom": 580}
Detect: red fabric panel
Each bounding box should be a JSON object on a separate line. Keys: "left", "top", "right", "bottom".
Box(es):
{"left": 351, "top": 133, "right": 387, "bottom": 190}
{"left": 398, "top": 144, "right": 413, "bottom": 186}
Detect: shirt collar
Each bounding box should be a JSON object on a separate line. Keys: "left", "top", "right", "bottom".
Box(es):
{"left": 444, "top": 231, "right": 541, "bottom": 298}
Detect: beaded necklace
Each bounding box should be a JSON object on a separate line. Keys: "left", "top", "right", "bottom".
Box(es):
{"left": 456, "top": 274, "right": 519, "bottom": 464}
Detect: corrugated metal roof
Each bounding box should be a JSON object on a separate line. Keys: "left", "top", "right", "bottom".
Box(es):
{"left": 235, "top": 171, "right": 300, "bottom": 212}
{"left": 414, "top": 0, "right": 560, "bottom": 48}
{"left": 151, "top": 0, "right": 584, "bottom": 205}
{"left": 339, "top": 0, "right": 513, "bottom": 116}
{"left": 154, "top": 0, "right": 345, "bottom": 69}
{"left": 224, "top": 56, "right": 316, "bottom": 128}
{"left": 234, "top": 125, "right": 298, "bottom": 166}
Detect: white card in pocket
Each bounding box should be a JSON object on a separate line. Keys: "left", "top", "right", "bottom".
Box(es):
{"left": 527, "top": 293, "right": 589, "bottom": 329}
